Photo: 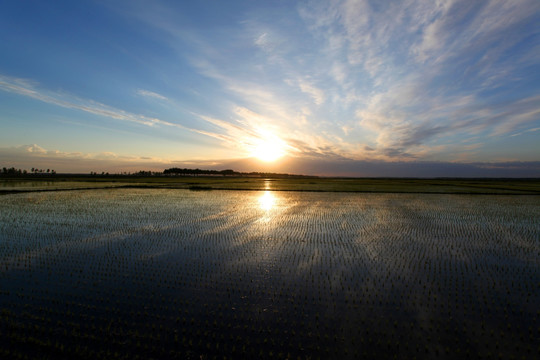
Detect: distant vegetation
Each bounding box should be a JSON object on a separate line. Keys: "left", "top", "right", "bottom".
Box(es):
{"left": 0, "top": 166, "right": 311, "bottom": 179}
{"left": 1, "top": 167, "right": 56, "bottom": 175}
{"left": 162, "top": 167, "right": 313, "bottom": 178}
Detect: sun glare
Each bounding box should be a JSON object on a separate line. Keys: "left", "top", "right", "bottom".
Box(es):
{"left": 258, "top": 191, "right": 276, "bottom": 211}
{"left": 251, "top": 134, "right": 286, "bottom": 162}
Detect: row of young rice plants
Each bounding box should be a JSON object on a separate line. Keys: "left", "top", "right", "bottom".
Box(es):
{"left": 0, "top": 189, "right": 538, "bottom": 359}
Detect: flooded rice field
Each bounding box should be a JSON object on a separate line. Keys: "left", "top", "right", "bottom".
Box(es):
{"left": 1, "top": 189, "right": 538, "bottom": 359}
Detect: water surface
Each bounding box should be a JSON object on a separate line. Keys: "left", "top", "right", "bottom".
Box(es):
{"left": 0, "top": 189, "right": 538, "bottom": 359}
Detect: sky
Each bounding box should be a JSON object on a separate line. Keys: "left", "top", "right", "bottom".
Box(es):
{"left": 0, "top": 0, "right": 539, "bottom": 177}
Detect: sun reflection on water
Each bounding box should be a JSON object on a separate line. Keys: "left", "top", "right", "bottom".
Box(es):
{"left": 258, "top": 191, "right": 276, "bottom": 211}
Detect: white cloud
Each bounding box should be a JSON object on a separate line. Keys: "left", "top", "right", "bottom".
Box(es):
{"left": 0, "top": 75, "right": 177, "bottom": 128}
{"left": 24, "top": 144, "right": 47, "bottom": 154}
{"left": 254, "top": 32, "right": 284, "bottom": 53}
{"left": 511, "top": 127, "right": 540, "bottom": 137}
{"left": 136, "top": 89, "right": 169, "bottom": 101}
{"left": 297, "top": 80, "right": 326, "bottom": 105}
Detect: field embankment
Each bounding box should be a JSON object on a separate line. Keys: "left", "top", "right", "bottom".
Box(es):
{"left": 1, "top": 176, "right": 540, "bottom": 194}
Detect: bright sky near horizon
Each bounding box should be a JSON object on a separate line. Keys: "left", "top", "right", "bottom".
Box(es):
{"left": 0, "top": 0, "right": 539, "bottom": 176}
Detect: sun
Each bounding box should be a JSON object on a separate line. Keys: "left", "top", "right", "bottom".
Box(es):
{"left": 251, "top": 136, "right": 286, "bottom": 162}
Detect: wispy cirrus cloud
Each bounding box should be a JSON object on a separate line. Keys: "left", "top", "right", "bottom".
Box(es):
{"left": 0, "top": 74, "right": 252, "bottom": 152}
{"left": 0, "top": 75, "right": 177, "bottom": 128}
{"left": 295, "top": 0, "right": 540, "bottom": 160}
{"left": 296, "top": 79, "right": 326, "bottom": 106}
{"left": 510, "top": 127, "right": 540, "bottom": 138}
{"left": 136, "top": 89, "right": 169, "bottom": 101}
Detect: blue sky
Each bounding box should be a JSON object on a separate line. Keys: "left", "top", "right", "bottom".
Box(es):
{"left": 1, "top": 0, "right": 539, "bottom": 176}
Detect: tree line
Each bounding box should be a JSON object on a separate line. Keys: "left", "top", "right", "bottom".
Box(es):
{"left": 163, "top": 168, "right": 314, "bottom": 178}
{"left": 1, "top": 166, "right": 313, "bottom": 178}
{"left": 163, "top": 168, "right": 236, "bottom": 176}
{"left": 1, "top": 167, "right": 56, "bottom": 175}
